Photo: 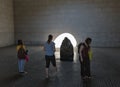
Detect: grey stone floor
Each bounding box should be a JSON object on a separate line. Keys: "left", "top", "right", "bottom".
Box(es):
{"left": 0, "top": 46, "right": 120, "bottom": 87}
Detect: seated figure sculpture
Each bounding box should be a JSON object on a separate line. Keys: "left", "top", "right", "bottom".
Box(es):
{"left": 60, "top": 37, "right": 74, "bottom": 61}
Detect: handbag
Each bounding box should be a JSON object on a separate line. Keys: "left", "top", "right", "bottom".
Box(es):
{"left": 25, "top": 55, "right": 29, "bottom": 62}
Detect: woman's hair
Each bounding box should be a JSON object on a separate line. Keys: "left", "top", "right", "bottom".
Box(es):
{"left": 85, "top": 37, "right": 92, "bottom": 45}
{"left": 17, "top": 40, "right": 23, "bottom": 45}
{"left": 47, "top": 34, "right": 53, "bottom": 43}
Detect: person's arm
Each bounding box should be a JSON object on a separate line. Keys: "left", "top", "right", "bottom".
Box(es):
{"left": 16, "top": 45, "right": 19, "bottom": 51}
{"left": 53, "top": 43, "right": 56, "bottom": 52}
{"left": 23, "top": 45, "right": 26, "bottom": 50}
{"left": 79, "top": 45, "right": 84, "bottom": 62}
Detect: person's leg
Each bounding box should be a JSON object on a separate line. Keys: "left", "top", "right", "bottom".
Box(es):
{"left": 51, "top": 55, "right": 57, "bottom": 72}
{"left": 21, "top": 59, "right": 25, "bottom": 73}
{"left": 86, "top": 59, "right": 91, "bottom": 77}
{"left": 45, "top": 56, "right": 50, "bottom": 78}
{"left": 83, "top": 58, "right": 91, "bottom": 79}
{"left": 18, "top": 59, "right": 21, "bottom": 72}
{"left": 45, "top": 68, "right": 49, "bottom": 78}
{"left": 80, "top": 61, "right": 84, "bottom": 77}
{"left": 79, "top": 56, "right": 84, "bottom": 77}
{"left": 83, "top": 59, "right": 89, "bottom": 79}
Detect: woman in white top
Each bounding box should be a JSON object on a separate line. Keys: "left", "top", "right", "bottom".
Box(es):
{"left": 44, "top": 34, "right": 57, "bottom": 78}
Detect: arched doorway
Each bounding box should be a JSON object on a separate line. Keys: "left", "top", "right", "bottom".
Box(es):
{"left": 54, "top": 33, "right": 77, "bottom": 62}
{"left": 54, "top": 33, "right": 77, "bottom": 48}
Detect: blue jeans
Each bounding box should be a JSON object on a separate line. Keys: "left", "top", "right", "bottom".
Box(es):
{"left": 18, "top": 59, "right": 25, "bottom": 72}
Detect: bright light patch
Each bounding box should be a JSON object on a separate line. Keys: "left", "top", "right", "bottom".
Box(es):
{"left": 54, "top": 33, "right": 77, "bottom": 48}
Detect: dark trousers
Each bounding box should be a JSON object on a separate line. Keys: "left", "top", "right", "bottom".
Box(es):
{"left": 79, "top": 57, "right": 91, "bottom": 77}
{"left": 45, "top": 55, "right": 56, "bottom": 68}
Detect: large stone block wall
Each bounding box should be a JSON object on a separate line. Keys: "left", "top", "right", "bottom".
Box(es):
{"left": 0, "top": 0, "right": 14, "bottom": 47}
{"left": 14, "top": 0, "right": 120, "bottom": 47}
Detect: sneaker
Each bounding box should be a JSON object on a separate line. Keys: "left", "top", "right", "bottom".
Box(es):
{"left": 24, "top": 71, "right": 28, "bottom": 74}
{"left": 19, "top": 71, "right": 27, "bottom": 74}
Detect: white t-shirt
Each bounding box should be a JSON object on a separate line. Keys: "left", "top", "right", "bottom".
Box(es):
{"left": 44, "top": 41, "right": 55, "bottom": 56}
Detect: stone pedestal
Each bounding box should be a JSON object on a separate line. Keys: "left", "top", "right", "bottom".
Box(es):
{"left": 60, "top": 37, "right": 74, "bottom": 61}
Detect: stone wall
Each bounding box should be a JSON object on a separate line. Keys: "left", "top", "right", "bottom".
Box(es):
{"left": 14, "top": 0, "right": 120, "bottom": 47}
{"left": 0, "top": 0, "right": 14, "bottom": 47}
